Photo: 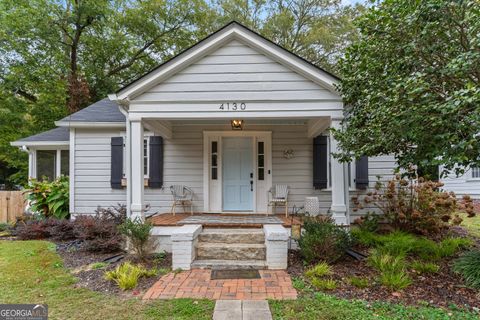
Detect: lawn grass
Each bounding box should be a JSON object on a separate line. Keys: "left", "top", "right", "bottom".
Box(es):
{"left": 270, "top": 293, "right": 479, "bottom": 320}
{"left": 0, "top": 240, "right": 214, "bottom": 320}
{"left": 459, "top": 211, "right": 480, "bottom": 238}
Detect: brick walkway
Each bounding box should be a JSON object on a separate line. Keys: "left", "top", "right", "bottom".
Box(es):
{"left": 143, "top": 269, "right": 297, "bottom": 300}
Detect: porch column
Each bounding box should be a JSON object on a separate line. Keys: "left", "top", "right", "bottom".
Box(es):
{"left": 329, "top": 119, "right": 348, "bottom": 225}
{"left": 130, "top": 118, "right": 144, "bottom": 221}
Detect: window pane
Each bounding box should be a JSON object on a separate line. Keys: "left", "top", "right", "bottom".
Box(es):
{"left": 258, "top": 141, "right": 264, "bottom": 154}
{"left": 212, "top": 154, "right": 217, "bottom": 167}
{"left": 37, "top": 150, "right": 56, "bottom": 181}
{"left": 144, "top": 138, "right": 148, "bottom": 175}
{"left": 473, "top": 167, "right": 480, "bottom": 179}
{"left": 258, "top": 168, "right": 264, "bottom": 181}
{"left": 212, "top": 141, "right": 217, "bottom": 153}
{"left": 212, "top": 167, "right": 217, "bottom": 180}
{"left": 258, "top": 155, "right": 264, "bottom": 168}
{"left": 60, "top": 150, "right": 69, "bottom": 176}
{"left": 211, "top": 141, "right": 218, "bottom": 180}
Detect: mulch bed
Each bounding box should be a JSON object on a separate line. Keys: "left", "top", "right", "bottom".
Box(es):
{"left": 56, "top": 240, "right": 171, "bottom": 298}
{"left": 288, "top": 228, "right": 480, "bottom": 311}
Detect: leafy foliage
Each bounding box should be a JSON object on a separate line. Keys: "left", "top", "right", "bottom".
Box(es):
{"left": 26, "top": 176, "right": 69, "bottom": 219}
{"left": 453, "top": 250, "right": 480, "bottom": 289}
{"left": 305, "top": 262, "right": 333, "bottom": 279}
{"left": 333, "top": 0, "right": 480, "bottom": 173}
{"left": 74, "top": 215, "right": 123, "bottom": 253}
{"left": 411, "top": 261, "right": 440, "bottom": 274}
{"left": 310, "top": 278, "right": 337, "bottom": 291}
{"left": 347, "top": 276, "right": 369, "bottom": 288}
{"left": 104, "top": 262, "right": 158, "bottom": 290}
{"left": 356, "top": 176, "right": 462, "bottom": 235}
{"left": 298, "top": 216, "right": 352, "bottom": 263}
{"left": 118, "top": 218, "right": 154, "bottom": 260}
{"left": 380, "top": 270, "right": 412, "bottom": 291}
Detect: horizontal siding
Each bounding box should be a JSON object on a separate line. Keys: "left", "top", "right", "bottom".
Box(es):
{"left": 73, "top": 125, "right": 398, "bottom": 217}
{"left": 440, "top": 167, "right": 480, "bottom": 199}
{"left": 133, "top": 40, "right": 339, "bottom": 104}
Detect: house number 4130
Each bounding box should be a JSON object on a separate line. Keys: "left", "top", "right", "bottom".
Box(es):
{"left": 219, "top": 102, "right": 246, "bottom": 111}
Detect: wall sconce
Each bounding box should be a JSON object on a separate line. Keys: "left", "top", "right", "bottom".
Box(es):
{"left": 231, "top": 119, "right": 244, "bottom": 130}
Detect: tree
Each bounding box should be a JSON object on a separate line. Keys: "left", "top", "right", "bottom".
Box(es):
{"left": 213, "top": 0, "right": 363, "bottom": 73}
{"left": 0, "top": 0, "right": 212, "bottom": 185}
{"left": 333, "top": 0, "right": 480, "bottom": 175}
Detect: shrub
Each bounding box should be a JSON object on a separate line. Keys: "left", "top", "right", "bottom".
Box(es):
{"left": 453, "top": 250, "right": 480, "bottom": 289}
{"left": 380, "top": 271, "right": 412, "bottom": 290}
{"left": 16, "top": 219, "right": 51, "bottom": 240}
{"left": 375, "top": 231, "right": 418, "bottom": 257}
{"left": 104, "top": 262, "right": 157, "bottom": 290}
{"left": 48, "top": 219, "right": 76, "bottom": 241}
{"left": 347, "top": 276, "right": 369, "bottom": 288}
{"left": 0, "top": 223, "right": 11, "bottom": 232}
{"left": 74, "top": 215, "right": 122, "bottom": 253}
{"left": 118, "top": 218, "right": 154, "bottom": 260}
{"left": 411, "top": 261, "right": 440, "bottom": 274}
{"left": 351, "top": 228, "right": 381, "bottom": 247}
{"left": 298, "top": 216, "right": 352, "bottom": 263}
{"left": 356, "top": 176, "right": 460, "bottom": 235}
{"left": 305, "top": 262, "right": 332, "bottom": 279}
{"left": 310, "top": 278, "right": 337, "bottom": 290}
{"left": 367, "top": 250, "right": 406, "bottom": 273}
{"left": 27, "top": 176, "right": 69, "bottom": 219}
{"left": 353, "top": 212, "right": 380, "bottom": 233}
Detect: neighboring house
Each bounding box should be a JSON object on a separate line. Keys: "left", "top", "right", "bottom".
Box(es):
{"left": 440, "top": 166, "right": 480, "bottom": 199}
{"left": 12, "top": 22, "right": 397, "bottom": 225}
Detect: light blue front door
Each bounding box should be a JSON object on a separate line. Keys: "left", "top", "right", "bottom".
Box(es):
{"left": 222, "top": 137, "right": 253, "bottom": 211}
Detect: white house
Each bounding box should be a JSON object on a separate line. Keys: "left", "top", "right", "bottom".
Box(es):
{"left": 440, "top": 166, "right": 480, "bottom": 199}
{"left": 12, "top": 22, "right": 397, "bottom": 270}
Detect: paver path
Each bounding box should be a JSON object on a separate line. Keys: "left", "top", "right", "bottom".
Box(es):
{"left": 143, "top": 269, "right": 297, "bottom": 300}
{"left": 213, "top": 300, "right": 272, "bottom": 320}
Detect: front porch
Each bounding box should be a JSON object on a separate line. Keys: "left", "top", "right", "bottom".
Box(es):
{"left": 149, "top": 213, "right": 302, "bottom": 228}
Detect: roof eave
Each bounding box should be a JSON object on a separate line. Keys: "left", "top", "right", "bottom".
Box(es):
{"left": 55, "top": 121, "right": 126, "bottom": 128}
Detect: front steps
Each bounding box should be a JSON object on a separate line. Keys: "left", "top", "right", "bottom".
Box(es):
{"left": 193, "top": 228, "right": 267, "bottom": 269}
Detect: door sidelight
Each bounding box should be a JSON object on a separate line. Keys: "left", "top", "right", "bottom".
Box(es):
{"left": 250, "top": 172, "right": 253, "bottom": 191}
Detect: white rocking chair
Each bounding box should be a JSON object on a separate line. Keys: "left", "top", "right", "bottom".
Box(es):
{"left": 268, "top": 185, "right": 289, "bottom": 217}
{"left": 170, "top": 185, "right": 194, "bottom": 216}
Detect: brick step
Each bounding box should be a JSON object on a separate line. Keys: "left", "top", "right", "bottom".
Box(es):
{"left": 196, "top": 243, "right": 266, "bottom": 261}
{"left": 191, "top": 259, "right": 267, "bottom": 270}
{"left": 198, "top": 228, "right": 265, "bottom": 244}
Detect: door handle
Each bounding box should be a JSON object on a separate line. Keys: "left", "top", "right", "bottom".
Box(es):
{"left": 250, "top": 180, "right": 253, "bottom": 191}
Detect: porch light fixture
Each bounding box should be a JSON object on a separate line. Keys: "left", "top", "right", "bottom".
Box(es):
{"left": 231, "top": 119, "right": 244, "bottom": 130}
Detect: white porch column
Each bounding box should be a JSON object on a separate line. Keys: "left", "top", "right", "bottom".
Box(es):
{"left": 330, "top": 119, "right": 348, "bottom": 225}
{"left": 130, "top": 118, "right": 144, "bottom": 221}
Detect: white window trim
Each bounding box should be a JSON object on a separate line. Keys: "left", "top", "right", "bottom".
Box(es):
{"left": 32, "top": 148, "right": 69, "bottom": 180}
{"left": 121, "top": 131, "right": 153, "bottom": 179}
{"left": 468, "top": 166, "right": 480, "bottom": 181}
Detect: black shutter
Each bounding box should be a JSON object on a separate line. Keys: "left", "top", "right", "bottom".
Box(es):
{"left": 149, "top": 136, "right": 163, "bottom": 188}
{"left": 313, "top": 136, "right": 328, "bottom": 189}
{"left": 355, "top": 156, "right": 369, "bottom": 189}
{"left": 110, "top": 137, "right": 123, "bottom": 189}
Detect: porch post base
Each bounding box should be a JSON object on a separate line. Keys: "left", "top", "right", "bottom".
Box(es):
{"left": 330, "top": 205, "right": 347, "bottom": 225}
{"left": 264, "top": 225, "right": 289, "bottom": 270}
{"left": 130, "top": 204, "right": 144, "bottom": 221}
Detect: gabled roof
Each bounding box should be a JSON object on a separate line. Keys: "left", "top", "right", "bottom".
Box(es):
{"left": 110, "top": 21, "right": 340, "bottom": 102}
{"left": 56, "top": 98, "right": 125, "bottom": 124}
{"left": 11, "top": 127, "right": 69, "bottom": 147}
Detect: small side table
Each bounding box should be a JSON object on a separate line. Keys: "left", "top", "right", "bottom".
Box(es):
{"left": 305, "top": 197, "right": 320, "bottom": 216}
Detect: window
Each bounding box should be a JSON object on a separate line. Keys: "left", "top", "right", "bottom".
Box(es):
{"left": 258, "top": 141, "right": 265, "bottom": 180}
{"left": 211, "top": 141, "right": 218, "bottom": 180}
{"left": 36, "top": 150, "right": 56, "bottom": 181}
{"left": 472, "top": 167, "right": 480, "bottom": 179}
{"left": 60, "top": 150, "right": 69, "bottom": 176}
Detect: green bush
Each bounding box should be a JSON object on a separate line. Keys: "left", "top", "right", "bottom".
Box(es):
{"left": 347, "top": 276, "right": 369, "bottom": 288}
{"left": 118, "top": 218, "right": 154, "bottom": 260}
{"left": 104, "top": 262, "right": 158, "bottom": 290}
{"left": 305, "top": 262, "right": 332, "bottom": 279}
{"left": 453, "top": 250, "right": 480, "bottom": 289}
{"left": 367, "top": 250, "right": 406, "bottom": 273}
{"left": 411, "top": 261, "right": 439, "bottom": 274}
{"left": 27, "top": 176, "right": 69, "bottom": 219}
{"left": 298, "top": 216, "right": 352, "bottom": 263}
{"left": 375, "top": 231, "right": 418, "bottom": 257}
{"left": 311, "top": 278, "right": 337, "bottom": 290}
{"left": 436, "top": 237, "right": 473, "bottom": 258}
{"left": 380, "top": 270, "right": 412, "bottom": 290}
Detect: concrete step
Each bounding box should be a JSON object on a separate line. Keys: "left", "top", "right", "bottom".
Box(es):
{"left": 198, "top": 228, "right": 265, "bottom": 244}
{"left": 192, "top": 259, "right": 267, "bottom": 270}
{"left": 196, "top": 243, "right": 266, "bottom": 260}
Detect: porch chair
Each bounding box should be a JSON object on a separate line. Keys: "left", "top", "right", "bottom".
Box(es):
{"left": 268, "top": 184, "right": 289, "bottom": 217}
{"left": 170, "top": 185, "right": 194, "bottom": 216}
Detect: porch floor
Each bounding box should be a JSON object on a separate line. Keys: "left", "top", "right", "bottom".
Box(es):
{"left": 148, "top": 213, "right": 302, "bottom": 228}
